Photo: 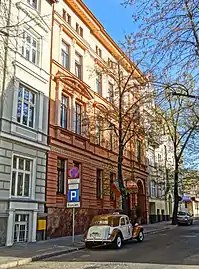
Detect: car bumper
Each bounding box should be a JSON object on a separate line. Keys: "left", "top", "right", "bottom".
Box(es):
{"left": 85, "top": 238, "right": 112, "bottom": 243}
{"left": 177, "top": 219, "right": 189, "bottom": 224}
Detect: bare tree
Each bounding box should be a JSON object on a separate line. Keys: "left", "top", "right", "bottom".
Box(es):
{"left": 88, "top": 54, "right": 152, "bottom": 215}
{"left": 123, "top": 0, "right": 199, "bottom": 83}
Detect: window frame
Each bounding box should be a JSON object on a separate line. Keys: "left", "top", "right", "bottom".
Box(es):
{"left": 27, "top": 0, "right": 37, "bottom": 9}
{"left": 110, "top": 172, "right": 116, "bottom": 201}
{"left": 22, "top": 31, "right": 38, "bottom": 65}
{"left": 57, "top": 158, "right": 66, "bottom": 194}
{"left": 75, "top": 52, "right": 83, "bottom": 79}
{"left": 61, "top": 40, "right": 70, "bottom": 70}
{"left": 96, "top": 72, "right": 102, "bottom": 95}
{"left": 136, "top": 140, "right": 141, "bottom": 162}
{"left": 17, "top": 84, "right": 36, "bottom": 129}
{"left": 60, "top": 95, "right": 69, "bottom": 129}
{"left": 75, "top": 102, "right": 82, "bottom": 135}
{"left": 96, "top": 169, "right": 103, "bottom": 199}
{"left": 11, "top": 155, "right": 33, "bottom": 198}
{"left": 108, "top": 82, "right": 114, "bottom": 103}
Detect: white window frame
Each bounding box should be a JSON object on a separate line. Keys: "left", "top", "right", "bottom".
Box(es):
{"left": 11, "top": 155, "right": 33, "bottom": 198}
{"left": 27, "top": 0, "right": 38, "bottom": 10}
{"left": 17, "top": 84, "right": 36, "bottom": 129}
{"left": 61, "top": 41, "right": 70, "bottom": 70}
{"left": 14, "top": 213, "right": 30, "bottom": 243}
{"left": 150, "top": 180, "right": 157, "bottom": 198}
{"left": 22, "top": 31, "right": 39, "bottom": 65}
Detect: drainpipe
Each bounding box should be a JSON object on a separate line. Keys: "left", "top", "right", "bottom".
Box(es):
{"left": 44, "top": 1, "right": 55, "bottom": 240}
{"left": 1, "top": 0, "right": 12, "bottom": 131}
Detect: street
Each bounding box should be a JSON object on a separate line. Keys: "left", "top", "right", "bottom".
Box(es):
{"left": 15, "top": 221, "right": 199, "bottom": 269}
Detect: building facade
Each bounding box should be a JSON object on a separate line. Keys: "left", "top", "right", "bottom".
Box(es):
{"left": 47, "top": 0, "right": 149, "bottom": 238}
{"left": 143, "top": 84, "right": 175, "bottom": 223}
{"left": 0, "top": 0, "right": 52, "bottom": 246}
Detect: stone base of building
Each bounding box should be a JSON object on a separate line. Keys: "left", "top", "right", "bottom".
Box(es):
{"left": 47, "top": 207, "right": 116, "bottom": 238}
{"left": 149, "top": 214, "right": 170, "bottom": 224}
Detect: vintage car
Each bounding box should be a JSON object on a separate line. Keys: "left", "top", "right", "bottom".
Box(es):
{"left": 84, "top": 213, "right": 144, "bottom": 249}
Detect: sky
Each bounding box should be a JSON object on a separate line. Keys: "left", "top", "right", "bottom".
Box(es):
{"left": 82, "top": 0, "right": 137, "bottom": 44}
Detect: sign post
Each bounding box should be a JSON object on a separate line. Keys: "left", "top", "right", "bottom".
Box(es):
{"left": 67, "top": 166, "right": 80, "bottom": 244}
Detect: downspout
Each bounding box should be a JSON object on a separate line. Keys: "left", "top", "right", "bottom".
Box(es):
{"left": 0, "top": 0, "right": 12, "bottom": 131}
{"left": 44, "top": 1, "right": 55, "bottom": 240}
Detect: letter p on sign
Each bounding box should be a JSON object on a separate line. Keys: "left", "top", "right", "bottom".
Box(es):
{"left": 68, "top": 189, "right": 79, "bottom": 202}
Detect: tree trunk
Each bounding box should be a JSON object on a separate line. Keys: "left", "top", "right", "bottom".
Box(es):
{"left": 172, "top": 160, "right": 179, "bottom": 225}
{"left": 117, "top": 146, "right": 129, "bottom": 215}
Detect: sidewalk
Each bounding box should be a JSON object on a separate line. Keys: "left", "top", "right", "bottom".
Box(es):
{"left": 0, "top": 221, "right": 175, "bottom": 269}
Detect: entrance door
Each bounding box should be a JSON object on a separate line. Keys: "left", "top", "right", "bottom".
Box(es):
{"left": 14, "top": 214, "right": 29, "bottom": 243}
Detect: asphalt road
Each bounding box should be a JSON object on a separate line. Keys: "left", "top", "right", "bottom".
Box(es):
{"left": 17, "top": 222, "right": 199, "bottom": 269}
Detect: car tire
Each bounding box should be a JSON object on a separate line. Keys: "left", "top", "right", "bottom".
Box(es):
{"left": 191, "top": 220, "right": 193, "bottom": 225}
{"left": 137, "top": 231, "right": 144, "bottom": 242}
{"left": 85, "top": 242, "right": 93, "bottom": 249}
{"left": 114, "top": 234, "right": 122, "bottom": 249}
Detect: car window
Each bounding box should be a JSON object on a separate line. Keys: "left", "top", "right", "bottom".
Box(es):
{"left": 178, "top": 211, "right": 186, "bottom": 216}
{"left": 120, "top": 218, "right": 125, "bottom": 226}
{"left": 126, "top": 217, "right": 130, "bottom": 224}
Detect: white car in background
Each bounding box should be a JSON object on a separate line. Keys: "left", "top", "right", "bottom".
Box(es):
{"left": 177, "top": 211, "right": 194, "bottom": 225}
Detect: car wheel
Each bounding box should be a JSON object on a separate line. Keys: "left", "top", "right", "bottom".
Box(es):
{"left": 85, "top": 242, "right": 93, "bottom": 249}
{"left": 114, "top": 234, "right": 122, "bottom": 249}
{"left": 191, "top": 220, "right": 193, "bottom": 225}
{"left": 137, "top": 231, "right": 144, "bottom": 242}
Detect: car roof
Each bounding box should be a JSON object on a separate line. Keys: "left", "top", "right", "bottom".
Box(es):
{"left": 92, "top": 213, "right": 128, "bottom": 220}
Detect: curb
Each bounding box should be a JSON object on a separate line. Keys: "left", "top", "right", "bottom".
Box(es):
{"left": 0, "top": 246, "right": 85, "bottom": 269}
{"left": 0, "top": 226, "right": 177, "bottom": 269}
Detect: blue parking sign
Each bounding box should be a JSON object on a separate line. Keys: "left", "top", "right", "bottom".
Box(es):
{"left": 68, "top": 189, "right": 79, "bottom": 203}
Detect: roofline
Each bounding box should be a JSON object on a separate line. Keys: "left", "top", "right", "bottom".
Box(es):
{"left": 64, "top": 0, "right": 146, "bottom": 81}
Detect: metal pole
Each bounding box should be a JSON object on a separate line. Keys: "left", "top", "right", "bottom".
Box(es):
{"left": 72, "top": 207, "right": 75, "bottom": 244}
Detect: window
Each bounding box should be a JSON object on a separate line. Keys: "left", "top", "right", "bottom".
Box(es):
{"left": 17, "top": 85, "right": 35, "bottom": 128}
{"left": 80, "top": 27, "right": 83, "bottom": 37}
{"left": 95, "top": 120, "right": 101, "bottom": 145}
{"left": 14, "top": 214, "right": 29, "bottom": 243}
{"left": 96, "top": 72, "right": 102, "bottom": 95}
{"left": 108, "top": 82, "right": 114, "bottom": 103}
{"left": 22, "top": 32, "right": 38, "bottom": 64}
{"left": 75, "top": 102, "right": 81, "bottom": 135}
{"left": 96, "top": 46, "right": 102, "bottom": 57}
{"left": 75, "top": 52, "right": 82, "bottom": 79}
{"left": 76, "top": 23, "right": 79, "bottom": 32}
{"left": 120, "top": 218, "right": 125, "bottom": 226}
{"left": 96, "top": 169, "right": 103, "bottom": 199}
{"left": 136, "top": 140, "right": 141, "bottom": 162}
{"left": 109, "top": 123, "right": 115, "bottom": 151}
{"left": 60, "top": 95, "right": 69, "bottom": 129}
{"left": 150, "top": 180, "right": 156, "bottom": 197}
{"left": 27, "top": 0, "right": 37, "bottom": 9}
{"left": 61, "top": 41, "right": 70, "bottom": 70}
{"left": 62, "top": 9, "right": 66, "bottom": 20}
{"left": 11, "top": 156, "right": 32, "bottom": 197}
{"left": 110, "top": 172, "right": 116, "bottom": 200}
{"left": 73, "top": 161, "right": 80, "bottom": 169}
{"left": 57, "top": 158, "right": 65, "bottom": 194}
{"left": 195, "top": 203, "right": 199, "bottom": 210}
{"left": 133, "top": 103, "right": 140, "bottom": 123}
{"left": 67, "top": 14, "right": 71, "bottom": 25}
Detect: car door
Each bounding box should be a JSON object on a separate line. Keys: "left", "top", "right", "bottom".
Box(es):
{"left": 125, "top": 216, "right": 132, "bottom": 239}
{"left": 119, "top": 217, "right": 128, "bottom": 240}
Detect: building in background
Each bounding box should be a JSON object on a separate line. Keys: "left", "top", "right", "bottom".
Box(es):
{"left": 143, "top": 84, "right": 175, "bottom": 223}
{"left": 0, "top": 0, "right": 52, "bottom": 246}
{"left": 46, "top": 0, "right": 149, "bottom": 238}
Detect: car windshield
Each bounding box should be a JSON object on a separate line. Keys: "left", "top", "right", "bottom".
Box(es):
{"left": 91, "top": 216, "right": 120, "bottom": 227}
{"left": 178, "top": 211, "right": 186, "bottom": 216}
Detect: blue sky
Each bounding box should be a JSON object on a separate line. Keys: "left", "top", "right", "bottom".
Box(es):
{"left": 82, "top": 0, "right": 137, "bottom": 44}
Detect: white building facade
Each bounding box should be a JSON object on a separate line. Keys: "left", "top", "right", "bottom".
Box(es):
{"left": 0, "top": 0, "right": 52, "bottom": 246}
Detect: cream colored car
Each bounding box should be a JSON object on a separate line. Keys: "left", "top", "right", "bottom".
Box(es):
{"left": 84, "top": 213, "right": 144, "bottom": 249}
